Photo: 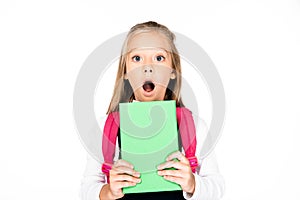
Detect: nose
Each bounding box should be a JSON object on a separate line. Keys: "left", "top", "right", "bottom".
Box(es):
{"left": 143, "top": 65, "right": 153, "bottom": 75}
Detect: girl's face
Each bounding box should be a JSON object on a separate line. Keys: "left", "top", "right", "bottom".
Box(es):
{"left": 125, "top": 32, "right": 175, "bottom": 102}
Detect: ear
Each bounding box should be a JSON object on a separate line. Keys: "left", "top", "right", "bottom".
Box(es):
{"left": 170, "top": 70, "right": 176, "bottom": 79}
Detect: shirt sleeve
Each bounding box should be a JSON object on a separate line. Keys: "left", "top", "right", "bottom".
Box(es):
{"left": 182, "top": 118, "right": 225, "bottom": 200}
{"left": 80, "top": 154, "right": 106, "bottom": 200}
{"left": 183, "top": 152, "right": 225, "bottom": 200}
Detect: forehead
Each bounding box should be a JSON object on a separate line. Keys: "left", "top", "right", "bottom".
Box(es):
{"left": 126, "top": 31, "right": 171, "bottom": 53}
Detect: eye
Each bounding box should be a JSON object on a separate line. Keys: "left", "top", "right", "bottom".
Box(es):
{"left": 132, "top": 55, "right": 142, "bottom": 62}
{"left": 155, "top": 55, "right": 165, "bottom": 62}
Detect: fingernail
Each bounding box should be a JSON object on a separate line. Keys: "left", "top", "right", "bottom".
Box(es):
{"left": 134, "top": 172, "right": 140, "bottom": 177}
{"left": 136, "top": 178, "right": 141, "bottom": 183}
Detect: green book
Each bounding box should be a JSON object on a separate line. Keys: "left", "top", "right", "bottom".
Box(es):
{"left": 119, "top": 100, "right": 181, "bottom": 194}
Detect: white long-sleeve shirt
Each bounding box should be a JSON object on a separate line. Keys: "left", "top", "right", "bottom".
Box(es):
{"left": 80, "top": 118, "right": 225, "bottom": 200}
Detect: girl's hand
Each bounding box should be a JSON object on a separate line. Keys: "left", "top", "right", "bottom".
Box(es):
{"left": 100, "top": 160, "right": 141, "bottom": 199}
{"left": 157, "top": 151, "right": 195, "bottom": 194}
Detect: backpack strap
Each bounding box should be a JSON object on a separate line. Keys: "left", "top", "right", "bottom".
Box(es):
{"left": 176, "top": 107, "right": 198, "bottom": 173}
{"left": 101, "top": 111, "right": 119, "bottom": 183}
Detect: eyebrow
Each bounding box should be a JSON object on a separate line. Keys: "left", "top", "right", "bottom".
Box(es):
{"left": 127, "top": 47, "right": 170, "bottom": 55}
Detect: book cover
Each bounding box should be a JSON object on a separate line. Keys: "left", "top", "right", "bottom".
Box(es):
{"left": 119, "top": 100, "right": 181, "bottom": 194}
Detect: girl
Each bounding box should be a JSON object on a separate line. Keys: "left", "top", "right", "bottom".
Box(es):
{"left": 80, "top": 21, "right": 225, "bottom": 200}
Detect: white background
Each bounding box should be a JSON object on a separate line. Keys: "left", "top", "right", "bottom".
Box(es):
{"left": 1, "top": 0, "right": 299, "bottom": 199}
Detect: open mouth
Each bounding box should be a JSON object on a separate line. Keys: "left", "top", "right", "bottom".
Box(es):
{"left": 142, "top": 81, "right": 155, "bottom": 92}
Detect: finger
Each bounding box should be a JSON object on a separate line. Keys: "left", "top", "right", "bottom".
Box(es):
{"left": 112, "top": 181, "right": 138, "bottom": 190}
{"left": 114, "top": 159, "right": 134, "bottom": 168}
{"left": 157, "top": 159, "right": 186, "bottom": 170}
{"left": 157, "top": 169, "right": 185, "bottom": 178}
{"left": 166, "top": 151, "right": 189, "bottom": 164}
{"left": 111, "top": 174, "right": 141, "bottom": 183}
{"left": 111, "top": 166, "right": 140, "bottom": 177}
{"left": 162, "top": 175, "right": 183, "bottom": 186}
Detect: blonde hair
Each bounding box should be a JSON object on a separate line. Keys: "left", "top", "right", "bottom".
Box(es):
{"left": 107, "top": 21, "right": 184, "bottom": 114}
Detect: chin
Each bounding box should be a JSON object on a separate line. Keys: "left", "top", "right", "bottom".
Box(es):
{"left": 136, "top": 95, "right": 165, "bottom": 102}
